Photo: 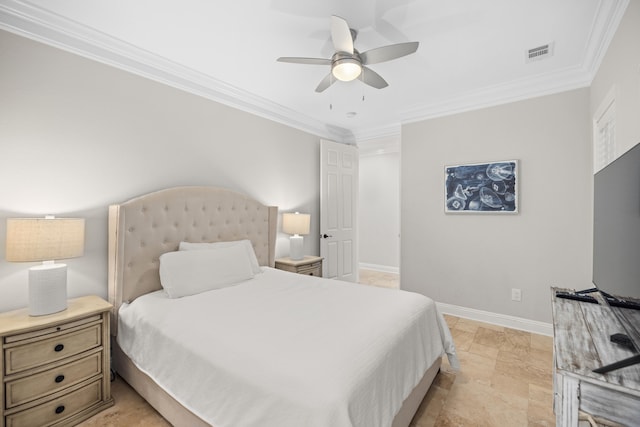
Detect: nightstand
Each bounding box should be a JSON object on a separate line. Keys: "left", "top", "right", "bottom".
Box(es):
{"left": 275, "top": 256, "right": 323, "bottom": 277}
{"left": 0, "top": 295, "right": 114, "bottom": 426}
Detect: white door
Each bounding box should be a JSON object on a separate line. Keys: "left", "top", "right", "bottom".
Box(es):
{"left": 320, "top": 139, "right": 359, "bottom": 282}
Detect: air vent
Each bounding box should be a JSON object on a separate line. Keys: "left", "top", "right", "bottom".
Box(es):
{"left": 526, "top": 42, "right": 554, "bottom": 63}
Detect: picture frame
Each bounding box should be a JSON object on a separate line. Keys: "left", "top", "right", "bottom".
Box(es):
{"left": 444, "top": 160, "right": 518, "bottom": 213}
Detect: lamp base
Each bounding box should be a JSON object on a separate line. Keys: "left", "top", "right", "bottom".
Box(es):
{"left": 28, "top": 263, "right": 68, "bottom": 316}
{"left": 289, "top": 235, "right": 304, "bottom": 261}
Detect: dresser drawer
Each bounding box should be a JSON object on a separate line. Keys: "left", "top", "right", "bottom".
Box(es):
{"left": 0, "top": 296, "right": 114, "bottom": 426}
{"left": 5, "top": 324, "right": 102, "bottom": 375}
{"left": 5, "top": 378, "right": 102, "bottom": 427}
{"left": 4, "top": 315, "right": 101, "bottom": 344}
{"left": 297, "top": 262, "right": 322, "bottom": 276}
{"left": 6, "top": 351, "right": 102, "bottom": 408}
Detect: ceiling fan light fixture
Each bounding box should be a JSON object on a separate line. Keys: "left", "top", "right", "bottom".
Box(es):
{"left": 332, "top": 58, "right": 362, "bottom": 81}
{"left": 279, "top": 16, "right": 418, "bottom": 92}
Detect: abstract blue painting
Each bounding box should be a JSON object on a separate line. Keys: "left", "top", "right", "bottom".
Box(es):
{"left": 445, "top": 160, "right": 518, "bottom": 213}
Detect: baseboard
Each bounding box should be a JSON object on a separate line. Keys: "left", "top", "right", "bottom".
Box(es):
{"left": 356, "top": 264, "right": 553, "bottom": 336}
{"left": 359, "top": 263, "right": 399, "bottom": 274}
{"left": 436, "top": 302, "right": 553, "bottom": 336}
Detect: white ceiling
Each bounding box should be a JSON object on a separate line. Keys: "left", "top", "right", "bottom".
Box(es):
{"left": 0, "top": 0, "right": 628, "bottom": 142}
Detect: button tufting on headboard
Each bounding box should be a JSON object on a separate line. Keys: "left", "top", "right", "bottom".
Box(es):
{"left": 107, "top": 186, "right": 278, "bottom": 336}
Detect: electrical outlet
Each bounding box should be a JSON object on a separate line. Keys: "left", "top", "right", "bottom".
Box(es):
{"left": 511, "top": 288, "right": 522, "bottom": 302}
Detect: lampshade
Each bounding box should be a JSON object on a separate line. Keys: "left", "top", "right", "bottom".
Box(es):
{"left": 282, "top": 212, "right": 310, "bottom": 236}
{"left": 6, "top": 218, "right": 85, "bottom": 262}
{"left": 6, "top": 217, "right": 85, "bottom": 316}
{"left": 332, "top": 58, "right": 362, "bottom": 82}
{"left": 282, "top": 212, "right": 310, "bottom": 261}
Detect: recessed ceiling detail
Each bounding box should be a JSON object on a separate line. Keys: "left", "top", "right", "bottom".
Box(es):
{"left": 0, "top": 0, "right": 630, "bottom": 143}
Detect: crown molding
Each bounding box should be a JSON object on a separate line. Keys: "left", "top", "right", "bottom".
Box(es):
{"left": 400, "top": 0, "right": 627, "bottom": 126}
{"left": 401, "top": 65, "right": 592, "bottom": 124}
{"left": 0, "top": 0, "right": 351, "bottom": 143}
{"left": 0, "top": 0, "right": 628, "bottom": 144}
{"left": 352, "top": 122, "right": 402, "bottom": 142}
{"left": 357, "top": 135, "right": 400, "bottom": 157}
{"left": 581, "top": 0, "right": 629, "bottom": 81}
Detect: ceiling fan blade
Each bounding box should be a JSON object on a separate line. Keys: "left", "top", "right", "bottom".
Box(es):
{"left": 277, "top": 57, "right": 331, "bottom": 65}
{"left": 361, "top": 67, "right": 388, "bottom": 89}
{"left": 331, "top": 15, "right": 353, "bottom": 54}
{"left": 360, "top": 41, "right": 419, "bottom": 65}
{"left": 315, "top": 74, "right": 335, "bottom": 93}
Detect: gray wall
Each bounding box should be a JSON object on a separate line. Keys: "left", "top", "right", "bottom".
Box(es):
{"left": 358, "top": 145, "right": 400, "bottom": 271}
{"left": 400, "top": 0, "right": 639, "bottom": 325}
{"left": 401, "top": 89, "right": 592, "bottom": 323}
{"left": 0, "top": 31, "right": 321, "bottom": 312}
{"left": 2, "top": 1, "right": 638, "bottom": 322}
{"left": 590, "top": 0, "right": 640, "bottom": 158}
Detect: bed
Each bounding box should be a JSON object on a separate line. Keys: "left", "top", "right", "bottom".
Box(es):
{"left": 108, "top": 186, "right": 458, "bottom": 427}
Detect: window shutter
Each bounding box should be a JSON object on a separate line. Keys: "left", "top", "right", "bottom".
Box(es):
{"left": 593, "top": 88, "right": 616, "bottom": 174}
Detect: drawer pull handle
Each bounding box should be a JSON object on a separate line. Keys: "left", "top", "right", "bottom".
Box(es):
{"left": 55, "top": 374, "right": 65, "bottom": 383}
{"left": 54, "top": 344, "right": 64, "bottom": 352}
{"left": 55, "top": 405, "right": 65, "bottom": 414}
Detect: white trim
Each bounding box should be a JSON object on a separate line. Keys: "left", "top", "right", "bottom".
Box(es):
{"left": 400, "top": 0, "right": 627, "bottom": 127}
{"left": 352, "top": 123, "right": 401, "bottom": 142}
{"left": 0, "top": 0, "right": 351, "bottom": 143}
{"left": 592, "top": 85, "right": 618, "bottom": 173}
{"left": 401, "top": 65, "right": 592, "bottom": 124}
{"left": 593, "top": 85, "right": 618, "bottom": 121}
{"left": 359, "top": 263, "right": 399, "bottom": 274}
{"left": 357, "top": 136, "right": 400, "bottom": 157}
{"left": 581, "top": 0, "right": 630, "bottom": 81}
{"left": 0, "top": 0, "right": 628, "bottom": 143}
{"left": 436, "top": 302, "right": 553, "bottom": 337}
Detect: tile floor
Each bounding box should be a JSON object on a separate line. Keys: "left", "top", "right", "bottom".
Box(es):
{"left": 359, "top": 270, "right": 555, "bottom": 426}
{"left": 359, "top": 269, "right": 401, "bottom": 289}
{"left": 414, "top": 315, "right": 555, "bottom": 426}
{"left": 79, "top": 270, "right": 556, "bottom": 426}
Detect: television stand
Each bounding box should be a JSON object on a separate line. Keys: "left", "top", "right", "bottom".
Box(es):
{"left": 551, "top": 287, "right": 640, "bottom": 426}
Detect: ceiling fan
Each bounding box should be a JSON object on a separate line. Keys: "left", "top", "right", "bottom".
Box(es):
{"left": 277, "top": 15, "right": 419, "bottom": 93}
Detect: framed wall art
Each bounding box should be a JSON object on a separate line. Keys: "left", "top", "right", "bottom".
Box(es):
{"left": 445, "top": 160, "right": 518, "bottom": 213}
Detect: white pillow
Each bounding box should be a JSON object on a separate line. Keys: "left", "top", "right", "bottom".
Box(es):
{"left": 159, "top": 244, "right": 254, "bottom": 298}
{"left": 179, "top": 239, "right": 262, "bottom": 274}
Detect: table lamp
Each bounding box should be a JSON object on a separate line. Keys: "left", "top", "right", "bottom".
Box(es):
{"left": 282, "top": 212, "right": 310, "bottom": 261}
{"left": 6, "top": 216, "right": 85, "bottom": 316}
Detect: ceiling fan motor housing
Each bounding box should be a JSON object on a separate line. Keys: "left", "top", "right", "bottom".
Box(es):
{"left": 331, "top": 51, "right": 362, "bottom": 81}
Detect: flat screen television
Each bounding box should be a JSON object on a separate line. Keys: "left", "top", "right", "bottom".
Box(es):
{"left": 592, "top": 141, "right": 640, "bottom": 373}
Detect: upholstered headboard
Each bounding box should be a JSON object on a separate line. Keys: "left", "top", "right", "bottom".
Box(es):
{"left": 107, "top": 186, "right": 278, "bottom": 334}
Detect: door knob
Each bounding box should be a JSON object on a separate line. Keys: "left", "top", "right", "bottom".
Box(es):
{"left": 321, "top": 234, "right": 333, "bottom": 239}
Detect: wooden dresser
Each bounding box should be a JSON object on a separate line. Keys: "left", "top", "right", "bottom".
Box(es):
{"left": 551, "top": 287, "right": 640, "bottom": 426}
{"left": 0, "top": 296, "right": 114, "bottom": 426}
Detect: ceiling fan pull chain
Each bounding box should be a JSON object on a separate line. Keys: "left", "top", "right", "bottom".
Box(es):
{"left": 329, "top": 74, "right": 334, "bottom": 110}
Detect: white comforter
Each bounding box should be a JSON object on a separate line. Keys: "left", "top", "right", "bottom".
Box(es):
{"left": 117, "top": 267, "right": 458, "bottom": 427}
